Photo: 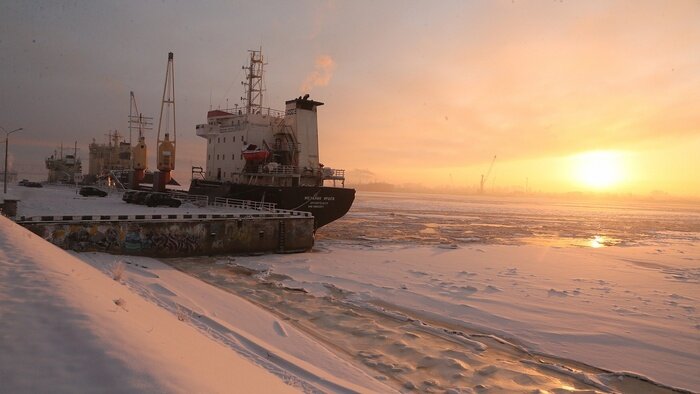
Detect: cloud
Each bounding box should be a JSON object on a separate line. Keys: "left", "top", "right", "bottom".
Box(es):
{"left": 300, "top": 55, "right": 336, "bottom": 92}
{"left": 347, "top": 168, "right": 376, "bottom": 184}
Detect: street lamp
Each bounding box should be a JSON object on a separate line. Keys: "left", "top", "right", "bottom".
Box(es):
{"left": 2, "top": 127, "right": 23, "bottom": 194}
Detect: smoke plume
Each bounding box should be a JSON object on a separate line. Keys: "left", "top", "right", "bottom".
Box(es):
{"left": 300, "top": 55, "right": 336, "bottom": 92}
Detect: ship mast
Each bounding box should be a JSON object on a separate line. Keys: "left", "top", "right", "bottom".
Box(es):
{"left": 128, "top": 91, "right": 153, "bottom": 144}
{"left": 128, "top": 91, "right": 152, "bottom": 187}
{"left": 129, "top": 92, "right": 133, "bottom": 144}
{"left": 242, "top": 49, "right": 265, "bottom": 114}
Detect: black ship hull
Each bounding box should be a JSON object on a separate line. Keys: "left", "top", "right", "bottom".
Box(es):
{"left": 189, "top": 179, "right": 355, "bottom": 229}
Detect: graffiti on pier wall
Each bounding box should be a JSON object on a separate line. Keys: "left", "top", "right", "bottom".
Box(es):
{"left": 43, "top": 224, "right": 123, "bottom": 253}
{"left": 34, "top": 222, "right": 206, "bottom": 255}
{"left": 140, "top": 231, "right": 199, "bottom": 253}
{"left": 21, "top": 216, "right": 315, "bottom": 257}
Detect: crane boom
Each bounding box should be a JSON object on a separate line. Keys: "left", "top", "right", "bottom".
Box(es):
{"left": 155, "top": 52, "right": 176, "bottom": 191}
{"left": 479, "top": 155, "right": 497, "bottom": 194}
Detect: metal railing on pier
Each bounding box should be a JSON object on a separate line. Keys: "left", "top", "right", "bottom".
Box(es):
{"left": 169, "top": 191, "right": 209, "bottom": 206}
{"left": 15, "top": 211, "right": 307, "bottom": 224}
{"left": 212, "top": 197, "right": 277, "bottom": 212}
{"left": 211, "top": 197, "right": 311, "bottom": 217}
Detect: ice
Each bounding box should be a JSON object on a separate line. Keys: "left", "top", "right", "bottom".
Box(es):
{"left": 228, "top": 230, "right": 699, "bottom": 391}
{"left": 5, "top": 188, "right": 698, "bottom": 392}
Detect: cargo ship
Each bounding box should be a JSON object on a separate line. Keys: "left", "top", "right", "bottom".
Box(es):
{"left": 189, "top": 50, "right": 355, "bottom": 229}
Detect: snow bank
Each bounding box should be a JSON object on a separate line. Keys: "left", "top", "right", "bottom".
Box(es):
{"left": 0, "top": 215, "right": 298, "bottom": 393}
{"left": 75, "top": 253, "right": 393, "bottom": 393}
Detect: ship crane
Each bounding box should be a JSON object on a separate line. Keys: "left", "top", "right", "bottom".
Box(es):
{"left": 155, "top": 52, "right": 176, "bottom": 192}
{"left": 479, "top": 155, "right": 496, "bottom": 194}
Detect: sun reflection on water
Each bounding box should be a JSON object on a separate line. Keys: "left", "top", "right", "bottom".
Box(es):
{"left": 590, "top": 235, "right": 606, "bottom": 248}
{"left": 523, "top": 235, "right": 618, "bottom": 248}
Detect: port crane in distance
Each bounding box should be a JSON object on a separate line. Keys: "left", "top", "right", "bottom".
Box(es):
{"left": 479, "top": 155, "right": 496, "bottom": 194}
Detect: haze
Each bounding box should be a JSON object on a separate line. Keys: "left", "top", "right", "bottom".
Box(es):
{"left": 1, "top": 0, "right": 699, "bottom": 197}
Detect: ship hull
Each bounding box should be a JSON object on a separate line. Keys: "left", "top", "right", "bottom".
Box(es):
{"left": 189, "top": 179, "right": 355, "bottom": 229}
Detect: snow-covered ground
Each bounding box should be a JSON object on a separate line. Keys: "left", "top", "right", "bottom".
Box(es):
{"left": 229, "top": 242, "right": 699, "bottom": 392}
{"left": 7, "top": 184, "right": 254, "bottom": 217}
{"left": 220, "top": 192, "right": 698, "bottom": 392}
{"left": 4, "top": 188, "right": 698, "bottom": 392}
{"left": 0, "top": 216, "right": 390, "bottom": 393}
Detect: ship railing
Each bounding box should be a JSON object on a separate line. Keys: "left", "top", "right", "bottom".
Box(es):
{"left": 320, "top": 168, "right": 346, "bottom": 187}
{"left": 268, "top": 165, "right": 297, "bottom": 175}
{"left": 322, "top": 168, "right": 345, "bottom": 180}
{"left": 249, "top": 164, "right": 298, "bottom": 175}
{"left": 217, "top": 106, "right": 285, "bottom": 119}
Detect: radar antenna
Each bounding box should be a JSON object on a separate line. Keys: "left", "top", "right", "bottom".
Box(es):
{"left": 128, "top": 91, "right": 153, "bottom": 144}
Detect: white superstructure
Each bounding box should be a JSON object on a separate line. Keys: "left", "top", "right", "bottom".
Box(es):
{"left": 194, "top": 50, "right": 344, "bottom": 187}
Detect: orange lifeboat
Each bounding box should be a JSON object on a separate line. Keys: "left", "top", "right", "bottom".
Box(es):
{"left": 242, "top": 144, "right": 270, "bottom": 162}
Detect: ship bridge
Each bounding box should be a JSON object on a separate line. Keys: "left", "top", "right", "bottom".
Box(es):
{"left": 195, "top": 106, "right": 285, "bottom": 138}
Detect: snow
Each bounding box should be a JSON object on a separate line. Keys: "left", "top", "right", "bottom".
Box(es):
{"left": 230, "top": 242, "right": 700, "bottom": 392}
{"left": 8, "top": 184, "right": 255, "bottom": 217}
{"left": 4, "top": 186, "right": 699, "bottom": 392}
{"left": 0, "top": 215, "right": 390, "bottom": 393}
{"left": 75, "top": 252, "right": 393, "bottom": 393}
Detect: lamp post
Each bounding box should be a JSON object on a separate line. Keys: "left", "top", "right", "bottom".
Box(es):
{"left": 2, "top": 127, "right": 23, "bottom": 194}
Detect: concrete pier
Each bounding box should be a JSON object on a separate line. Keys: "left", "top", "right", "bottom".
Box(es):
{"left": 18, "top": 214, "right": 314, "bottom": 256}
{"left": 10, "top": 185, "right": 315, "bottom": 256}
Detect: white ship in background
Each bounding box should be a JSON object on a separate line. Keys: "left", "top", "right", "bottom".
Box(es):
{"left": 189, "top": 50, "right": 355, "bottom": 229}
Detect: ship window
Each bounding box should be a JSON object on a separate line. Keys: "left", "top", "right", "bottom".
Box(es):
{"left": 217, "top": 137, "right": 220, "bottom": 143}
{"left": 232, "top": 154, "right": 235, "bottom": 160}
{"left": 217, "top": 154, "right": 219, "bottom": 160}
{"left": 233, "top": 136, "right": 236, "bottom": 142}
{"left": 223, "top": 137, "right": 226, "bottom": 143}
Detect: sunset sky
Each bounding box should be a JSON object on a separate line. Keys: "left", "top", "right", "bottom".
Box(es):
{"left": 1, "top": 1, "right": 699, "bottom": 196}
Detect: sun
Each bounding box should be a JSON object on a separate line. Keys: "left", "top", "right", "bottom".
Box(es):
{"left": 573, "top": 151, "right": 624, "bottom": 189}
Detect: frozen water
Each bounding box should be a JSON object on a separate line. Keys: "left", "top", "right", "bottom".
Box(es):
{"left": 318, "top": 192, "right": 700, "bottom": 248}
